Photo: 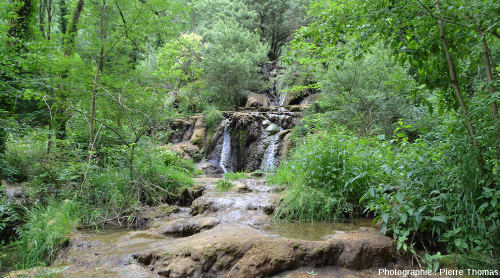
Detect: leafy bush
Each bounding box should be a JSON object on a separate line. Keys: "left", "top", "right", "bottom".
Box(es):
{"left": 79, "top": 167, "right": 135, "bottom": 224}
{"left": 4, "top": 130, "right": 47, "bottom": 182}
{"left": 204, "top": 106, "right": 223, "bottom": 132}
{"left": 216, "top": 179, "right": 233, "bottom": 192}
{"left": 15, "top": 200, "right": 79, "bottom": 268}
{"left": 132, "top": 147, "right": 195, "bottom": 204}
{"left": 270, "top": 130, "right": 389, "bottom": 221}
{"left": 363, "top": 129, "right": 499, "bottom": 266}
{"left": 0, "top": 153, "right": 17, "bottom": 181}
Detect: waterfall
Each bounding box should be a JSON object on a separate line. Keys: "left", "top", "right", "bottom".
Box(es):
{"left": 219, "top": 119, "right": 231, "bottom": 173}
{"left": 279, "top": 91, "right": 287, "bottom": 107}
{"left": 260, "top": 115, "right": 284, "bottom": 172}
{"left": 260, "top": 132, "right": 279, "bottom": 172}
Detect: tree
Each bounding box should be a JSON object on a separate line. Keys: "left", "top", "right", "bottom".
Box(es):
{"left": 243, "top": 0, "right": 309, "bottom": 60}
{"left": 156, "top": 33, "right": 205, "bottom": 113}
{"left": 292, "top": 0, "right": 499, "bottom": 178}
{"left": 190, "top": 0, "right": 257, "bottom": 33}
{"left": 203, "top": 20, "right": 268, "bottom": 110}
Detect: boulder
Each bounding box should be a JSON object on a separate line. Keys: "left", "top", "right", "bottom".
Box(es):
{"left": 246, "top": 93, "right": 270, "bottom": 108}
{"left": 266, "top": 124, "right": 280, "bottom": 135}
{"left": 156, "top": 217, "right": 219, "bottom": 237}
{"left": 167, "top": 142, "right": 200, "bottom": 159}
{"left": 197, "top": 161, "right": 221, "bottom": 175}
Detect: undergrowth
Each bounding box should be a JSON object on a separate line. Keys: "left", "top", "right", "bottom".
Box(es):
{"left": 15, "top": 200, "right": 79, "bottom": 268}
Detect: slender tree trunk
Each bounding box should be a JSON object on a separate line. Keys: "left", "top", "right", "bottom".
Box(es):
{"left": 46, "top": 0, "right": 52, "bottom": 40}
{"left": 9, "top": 0, "right": 33, "bottom": 41}
{"left": 129, "top": 145, "right": 135, "bottom": 180}
{"left": 435, "top": 0, "right": 486, "bottom": 173}
{"left": 59, "top": 0, "right": 68, "bottom": 35}
{"left": 479, "top": 33, "right": 500, "bottom": 160}
{"left": 64, "top": 0, "right": 84, "bottom": 56}
{"left": 39, "top": 0, "right": 45, "bottom": 38}
{"left": 52, "top": 0, "right": 84, "bottom": 143}
{"left": 88, "top": 0, "right": 106, "bottom": 165}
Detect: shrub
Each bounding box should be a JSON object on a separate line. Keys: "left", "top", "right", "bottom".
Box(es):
{"left": 15, "top": 200, "right": 79, "bottom": 268}
{"left": 270, "top": 130, "right": 389, "bottom": 221}
{"left": 132, "top": 147, "right": 195, "bottom": 204}
{"left": 204, "top": 106, "right": 223, "bottom": 132}
{"left": 79, "top": 167, "right": 135, "bottom": 224}
{"left": 363, "top": 133, "right": 499, "bottom": 266}
{"left": 216, "top": 179, "right": 233, "bottom": 192}
{"left": 4, "top": 130, "right": 47, "bottom": 182}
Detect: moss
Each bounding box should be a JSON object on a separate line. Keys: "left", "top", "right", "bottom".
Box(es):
{"left": 202, "top": 246, "right": 217, "bottom": 258}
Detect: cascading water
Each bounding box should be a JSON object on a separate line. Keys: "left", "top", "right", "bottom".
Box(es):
{"left": 279, "top": 91, "right": 287, "bottom": 107}
{"left": 260, "top": 115, "right": 284, "bottom": 172}
{"left": 219, "top": 119, "right": 232, "bottom": 173}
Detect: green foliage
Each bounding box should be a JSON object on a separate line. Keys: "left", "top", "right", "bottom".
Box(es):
{"left": 4, "top": 130, "right": 47, "bottom": 182}
{"left": 270, "top": 130, "right": 389, "bottom": 221}
{"left": 243, "top": 0, "right": 309, "bottom": 60}
{"left": 363, "top": 127, "right": 498, "bottom": 264}
{"left": 191, "top": 0, "right": 257, "bottom": 33}
{"left": 0, "top": 187, "right": 21, "bottom": 243}
{"left": 204, "top": 106, "right": 223, "bottom": 132}
{"left": 216, "top": 179, "right": 233, "bottom": 192}
{"left": 203, "top": 20, "right": 268, "bottom": 109}
{"left": 15, "top": 200, "right": 79, "bottom": 268}
{"left": 156, "top": 33, "right": 206, "bottom": 113}
{"left": 317, "top": 43, "right": 420, "bottom": 136}
{"left": 250, "top": 170, "right": 265, "bottom": 177}
{"left": 224, "top": 172, "right": 248, "bottom": 180}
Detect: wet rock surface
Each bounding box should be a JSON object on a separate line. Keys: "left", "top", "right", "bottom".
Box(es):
{"left": 136, "top": 225, "right": 397, "bottom": 278}
{"left": 6, "top": 175, "right": 405, "bottom": 278}
{"left": 1, "top": 180, "right": 24, "bottom": 200}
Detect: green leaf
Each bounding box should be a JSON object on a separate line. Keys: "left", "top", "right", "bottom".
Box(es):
{"left": 381, "top": 213, "right": 389, "bottom": 223}
{"left": 430, "top": 215, "right": 446, "bottom": 223}
{"left": 401, "top": 213, "right": 407, "bottom": 224}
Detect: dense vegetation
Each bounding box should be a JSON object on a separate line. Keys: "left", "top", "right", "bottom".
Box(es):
{"left": 270, "top": 0, "right": 499, "bottom": 269}
{"left": 0, "top": 0, "right": 497, "bottom": 273}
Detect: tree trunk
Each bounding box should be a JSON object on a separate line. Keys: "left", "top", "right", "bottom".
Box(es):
{"left": 59, "top": 0, "right": 68, "bottom": 35}
{"left": 52, "top": 0, "right": 84, "bottom": 143}
{"left": 64, "top": 0, "right": 84, "bottom": 56}
{"left": 39, "top": 0, "right": 46, "bottom": 38}
{"left": 435, "top": 0, "right": 486, "bottom": 173}
{"left": 479, "top": 33, "right": 500, "bottom": 161}
{"left": 129, "top": 145, "right": 135, "bottom": 180}
{"left": 88, "top": 0, "right": 106, "bottom": 165}
{"left": 46, "top": 0, "right": 52, "bottom": 40}
{"left": 9, "top": 0, "right": 33, "bottom": 41}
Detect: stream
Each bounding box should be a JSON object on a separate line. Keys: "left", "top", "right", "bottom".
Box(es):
{"left": 9, "top": 175, "right": 402, "bottom": 278}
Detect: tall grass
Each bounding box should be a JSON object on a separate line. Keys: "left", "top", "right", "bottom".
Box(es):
{"left": 15, "top": 200, "right": 79, "bottom": 268}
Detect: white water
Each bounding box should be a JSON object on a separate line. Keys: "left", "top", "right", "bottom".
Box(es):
{"left": 279, "top": 91, "right": 288, "bottom": 107}
{"left": 260, "top": 115, "right": 284, "bottom": 172}
{"left": 219, "top": 119, "right": 231, "bottom": 173}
